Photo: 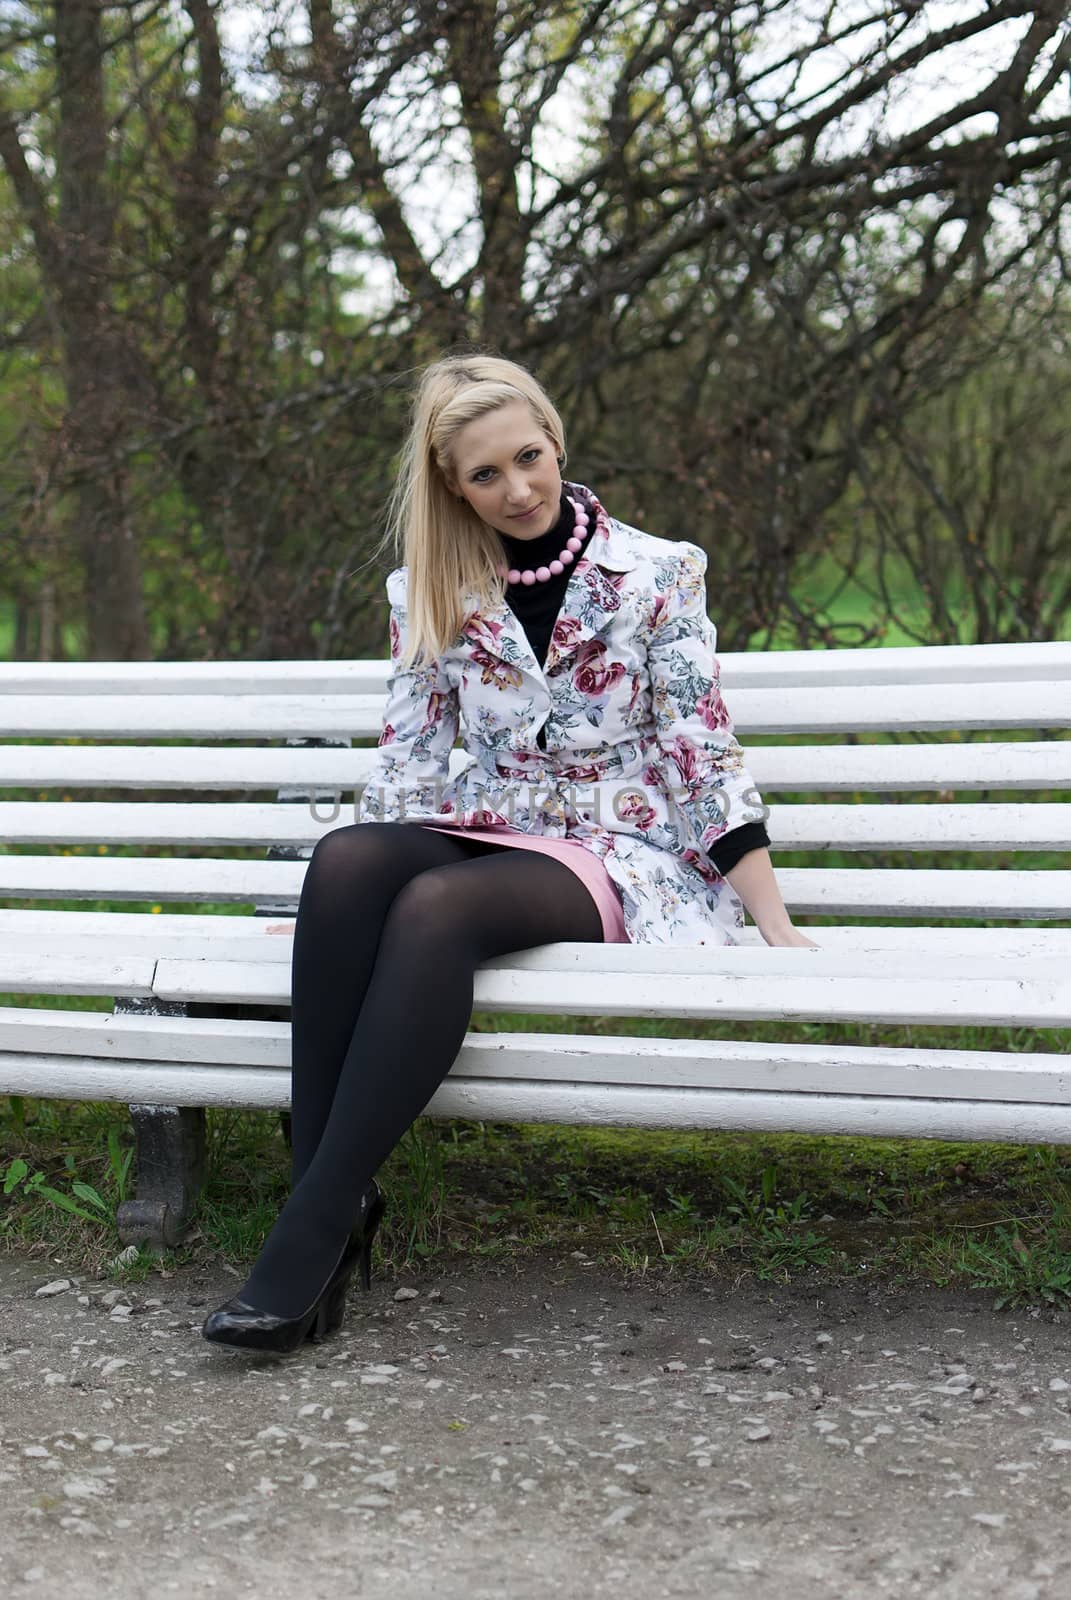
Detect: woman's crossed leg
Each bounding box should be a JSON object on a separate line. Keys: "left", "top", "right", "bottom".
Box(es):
{"left": 238, "top": 821, "right": 605, "bottom": 1319}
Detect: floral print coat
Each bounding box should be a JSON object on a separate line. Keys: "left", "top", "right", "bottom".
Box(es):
{"left": 356, "top": 486, "right": 768, "bottom": 944}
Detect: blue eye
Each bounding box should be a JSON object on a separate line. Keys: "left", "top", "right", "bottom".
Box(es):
{"left": 471, "top": 448, "right": 541, "bottom": 484}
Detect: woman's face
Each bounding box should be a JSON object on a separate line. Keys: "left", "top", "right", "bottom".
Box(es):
{"left": 446, "top": 400, "right": 563, "bottom": 539}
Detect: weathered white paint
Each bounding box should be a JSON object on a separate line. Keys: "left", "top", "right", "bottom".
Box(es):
{"left": 2, "top": 1012, "right": 1068, "bottom": 1101}
{"left": 3, "top": 680, "right": 1069, "bottom": 739}
{"left": 2, "top": 908, "right": 1069, "bottom": 957}
{"left": 2, "top": 739, "right": 1067, "bottom": 793}
{"left": 770, "top": 867, "right": 1068, "bottom": 918}
{"left": 2, "top": 937, "right": 1068, "bottom": 986}
{"left": 1, "top": 1051, "right": 1070, "bottom": 1143}
{"left": 0, "top": 856, "right": 1063, "bottom": 916}
{"left": 2, "top": 799, "right": 1068, "bottom": 851}
{"left": 0, "top": 955, "right": 156, "bottom": 996}
{"left": 3, "top": 639, "right": 1070, "bottom": 695}
{"left": 140, "top": 952, "right": 1071, "bottom": 1027}
{"left": 2, "top": 640, "right": 1067, "bottom": 1146}
{"left": 0, "top": 693, "right": 386, "bottom": 740}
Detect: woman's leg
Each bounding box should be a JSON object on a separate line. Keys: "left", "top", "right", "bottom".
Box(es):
{"left": 287, "top": 822, "right": 494, "bottom": 1187}
{"left": 240, "top": 835, "right": 606, "bottom": 1319}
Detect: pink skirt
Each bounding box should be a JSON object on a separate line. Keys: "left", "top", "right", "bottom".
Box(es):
{"left": 417, "top": 822, "right": 630, "bottom": 944}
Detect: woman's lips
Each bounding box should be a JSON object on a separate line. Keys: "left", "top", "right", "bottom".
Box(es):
{"left": 511, "top": 504, "right": 542, "bottom": 520}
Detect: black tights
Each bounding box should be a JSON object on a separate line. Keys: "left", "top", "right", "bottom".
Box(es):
{"left": 239, "top": 821, "right": 606, "bottom": 1318}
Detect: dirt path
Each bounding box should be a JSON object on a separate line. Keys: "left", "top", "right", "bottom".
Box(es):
{"left": 1, "top": 1251, "right": 1068, "bottom": 1598}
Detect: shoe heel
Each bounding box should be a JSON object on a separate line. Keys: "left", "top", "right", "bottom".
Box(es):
{"left": 357, "top": 1238, "right": 373, "bottom": 1293}
{"left": 311, "top": 1276, "right": 350, "bottom": 1341}
{"left": 357, "top": 1187, "right": 386, "bottom": 1292}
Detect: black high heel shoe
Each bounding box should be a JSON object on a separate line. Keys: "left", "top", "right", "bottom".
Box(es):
{"left": 315, "top": 1180, "right": 387, "bottom": 1340}
{"left": 201, "top": 1180, "right": 387, "bottom": 1354}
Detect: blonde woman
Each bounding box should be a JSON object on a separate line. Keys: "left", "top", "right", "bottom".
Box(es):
{"left": 203, "top": 353, "right": 816, "bottom": 1353}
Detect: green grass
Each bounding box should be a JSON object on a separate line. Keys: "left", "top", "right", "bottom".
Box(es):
{"left": 744, "top": 547, "right": 1020, "bottom": 649}
{"left": 5, "top": 1097, "right": 1071, "bottom": 1312}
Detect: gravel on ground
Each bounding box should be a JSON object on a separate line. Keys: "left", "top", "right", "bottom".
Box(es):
{"left": 1, "top": 1251, "right": 1068, "bottom": 1598}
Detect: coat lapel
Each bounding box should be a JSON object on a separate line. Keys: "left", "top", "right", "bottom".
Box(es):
{"left": 461, "top": 507, "right": 639, "bottom": 692}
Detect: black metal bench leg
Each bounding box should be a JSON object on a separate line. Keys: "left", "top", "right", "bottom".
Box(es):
{"left": 116, "top": 1103, "right": 207, "bottom": 1250}
{"left": 112, "top": 997, "right": 207, "bottom": 1251}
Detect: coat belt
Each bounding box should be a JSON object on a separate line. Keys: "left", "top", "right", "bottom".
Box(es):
{"left": 469, "top": 741, "right": 637, "bottom": 782}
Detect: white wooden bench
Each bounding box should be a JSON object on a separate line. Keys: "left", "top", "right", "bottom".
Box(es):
{"left": 1, "top": 642, "right": 1069, "bottom": 1249}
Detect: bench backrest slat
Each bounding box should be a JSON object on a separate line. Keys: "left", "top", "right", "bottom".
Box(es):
{"left": 3, "top": 640, "right": 1070, "bottom": 695}
{"left": 1, "top": 741, "right": 1067, "bottom": 792}
{"left": 3, "top": 681, "right": 1069, "bottom": 738}
{"left": 3, "top": 907, "right": 1070, "bottom": 955}
{"left": 3, "top": 799, "right": 1069, "bottom": 851}
{"left": 0, "top": 856, "right": 1065, "bottom": 918}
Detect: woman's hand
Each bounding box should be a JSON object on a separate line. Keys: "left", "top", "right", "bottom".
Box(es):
{"left": 724, "top": 851, "right": 819, "bottom": 950}
{"left": 763, "top": 926, "right": 820, "bottom": 948}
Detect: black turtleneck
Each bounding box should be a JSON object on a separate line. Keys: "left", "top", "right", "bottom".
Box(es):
{"left": 495, "top": 483, "right": 770, "bottom": 877}
{"left": 497, "top": 485, "right": 590, "bottom": 672}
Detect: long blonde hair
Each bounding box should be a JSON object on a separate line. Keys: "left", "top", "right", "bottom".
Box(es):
{"left": 371, "top": 354, "right": 569, "bottom": 668}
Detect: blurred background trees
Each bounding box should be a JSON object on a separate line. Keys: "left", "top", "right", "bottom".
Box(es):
{"left": 2, "top": 0, "right": 1069, "bottom": 661}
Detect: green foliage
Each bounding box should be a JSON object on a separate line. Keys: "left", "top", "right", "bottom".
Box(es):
{"left": 0, "top": 1099, "right": 137, "bottom": 1253}
{"left": 3, "top": 1154, "right": 112, "bottom": 1226}
{"left": 2, "top": 2, "right": 1070, "bottom": 659}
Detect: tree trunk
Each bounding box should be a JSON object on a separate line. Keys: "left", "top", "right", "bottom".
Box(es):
{"left": 54, "top": 0, "right": 150, "bottom": 659}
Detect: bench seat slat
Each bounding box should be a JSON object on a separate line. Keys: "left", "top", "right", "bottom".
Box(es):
{"left": 135, "top": 955, "right": 1071, "bottom": 1025}
{"left": 162, "top": 961, "right": 1066, "bottom": 1027}
{"left": 6, "top": 947, "right": 1071, "bottom": 1023}
{"left": 1, "top": 1011, "right": 1068, "bottom": 1099}
{"left": 3, "top": 681, "right": 1069, "bottom": 739}
{"left": 2, "top": 1047, "right": 1070, "bottom": 1142}
{"left": 0, "top": 956, "right": 157, "bottom": 996}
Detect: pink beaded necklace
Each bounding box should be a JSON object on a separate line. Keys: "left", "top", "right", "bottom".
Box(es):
{"left": 496, "top": 495, "right": 591, "bottom": 586}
